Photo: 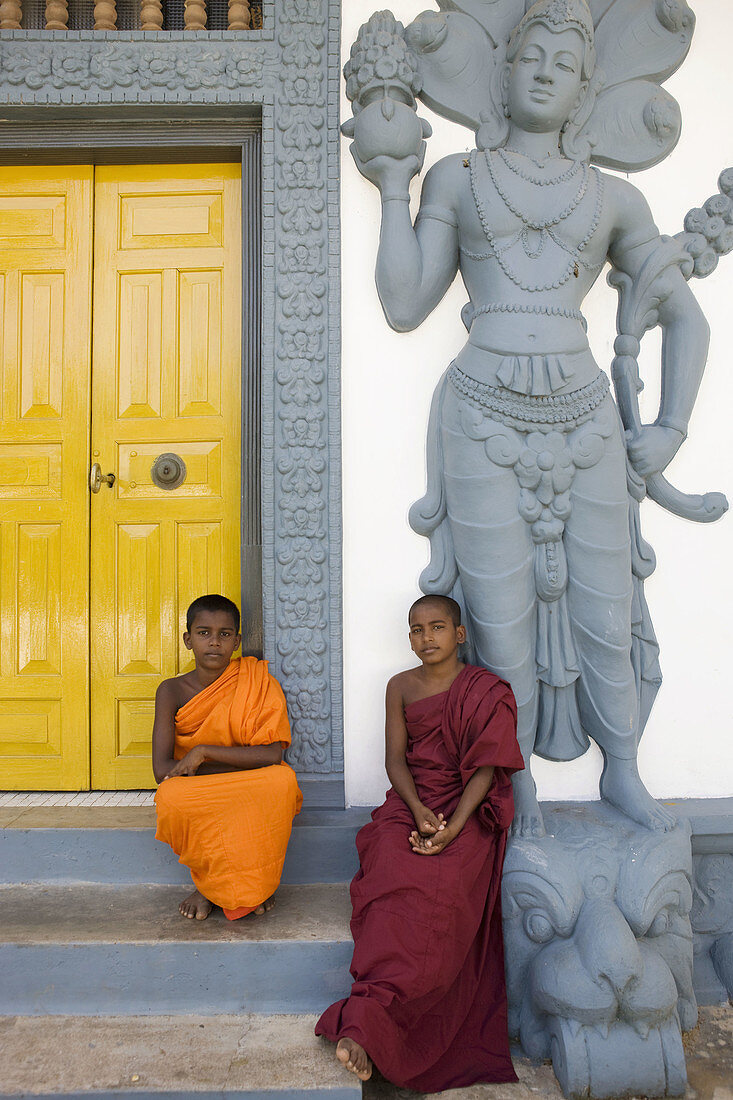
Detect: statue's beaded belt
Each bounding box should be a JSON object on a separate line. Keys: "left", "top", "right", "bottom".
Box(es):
{"left": 448, "top": 363, "right": 610, "bottom": 427}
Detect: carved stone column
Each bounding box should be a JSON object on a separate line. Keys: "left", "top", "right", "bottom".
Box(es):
{"left": 93, "top": 0, "right": 117, "bottom": 29}
{"left": 183, "top": 0, "right": 206, "bottom": 30}
{"left": 139, "top": 0, "right": 162, "bottom": 30}
{"left": 0, "top": 0, "right": 22, "bottom": 29}
{"left": 227, "top": 0, "right": 249, "bottom": 31}
{"left": 44, "top": 0, "right": 68, "bottom": 30}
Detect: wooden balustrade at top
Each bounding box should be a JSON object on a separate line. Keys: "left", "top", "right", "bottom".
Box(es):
{"left": 45, "top": 0, "right": 68, "bottom": 28}
{"left": 0, "top": 0, "right": 255, "bottom": 30}
{"left": 140, "top": 0, "right": 163, "bottom": 29}
{"left": 94, "top": 0, "right": 116, "bottom": 29}
{"left": 0, "top": 0, "right": 22, "bottom": 28}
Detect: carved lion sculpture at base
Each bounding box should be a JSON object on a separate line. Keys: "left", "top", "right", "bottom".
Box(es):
{"left": 503, "top": 802, "right": 696, "bottom": 1098}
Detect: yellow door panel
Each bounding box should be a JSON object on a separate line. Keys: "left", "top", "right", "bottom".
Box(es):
{"left": 0, "top": 167, "right": 93, "bottom": 789}
{"left": 90, "top": 165, "right": 242, "bottom": 789}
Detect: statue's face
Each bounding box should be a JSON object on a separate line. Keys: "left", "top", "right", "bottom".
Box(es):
{"left": 506, "top": 23, "right": 587, "bottom": 134}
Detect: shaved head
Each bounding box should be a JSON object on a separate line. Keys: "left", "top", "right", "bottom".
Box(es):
{"left": 186, "top": 593, "right": 240, "bottom": 633}
{"left": 409, "top": 594, "right": 462, "bottom": 627}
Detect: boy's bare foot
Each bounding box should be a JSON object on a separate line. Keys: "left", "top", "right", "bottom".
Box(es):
{"left": 253, "top": 895, "right": 276, "bottom": 917}
{"left": 179, "top": 889, "right": 213, "bottom": 920}
{"left": 336, "top": 1038, "right": 372, "bottom": 1081}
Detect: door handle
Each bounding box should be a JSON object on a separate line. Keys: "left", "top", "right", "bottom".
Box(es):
{"left": 90, "top": 462, "right": 115, "bottom": 493}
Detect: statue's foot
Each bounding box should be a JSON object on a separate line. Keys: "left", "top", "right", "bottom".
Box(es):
{"left": 600, "top": 757, "right": 676, "bottom": 831}
{"left": 510, "top": 770, "right": 546, "bottom": 838}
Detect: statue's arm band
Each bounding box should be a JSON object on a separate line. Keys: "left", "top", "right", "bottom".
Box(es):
{"left": 415, "top": 204, "right": 458, "bottom": 228}
{"left": 608, "top": 224, "right": 660, "bottom": 267}
{"left": 656, "top": 415, "right": 688, "bottom": 437}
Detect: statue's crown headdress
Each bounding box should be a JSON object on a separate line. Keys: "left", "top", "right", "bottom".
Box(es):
{"left": 508, "top": 0, "right": 596, "bottom": 80}
{"left": 512, "top": 0, "right": 595, "bottom": 49}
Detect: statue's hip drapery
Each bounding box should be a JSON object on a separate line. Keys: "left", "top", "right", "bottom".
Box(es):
{"left": 409, "top": 358, "right": 662, "bottom": 762}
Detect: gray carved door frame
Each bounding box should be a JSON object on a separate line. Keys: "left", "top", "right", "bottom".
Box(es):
{"left": 0, "top": 0, "right": 344, "bottom": 806}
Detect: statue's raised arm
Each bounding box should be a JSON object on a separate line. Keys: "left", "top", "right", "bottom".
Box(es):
{"left": 342, "top": 12, "right": 462, "bottom": 330}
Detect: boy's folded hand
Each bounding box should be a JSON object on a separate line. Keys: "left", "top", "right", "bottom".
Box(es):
{"left": 413, "top": 804, "right": 445, "bottom": 836}
{"left": 164, "top": 745, "right": 207, "bottom": 778}
{"left": 408, "top": 822, "right": 456, "bottom": 855}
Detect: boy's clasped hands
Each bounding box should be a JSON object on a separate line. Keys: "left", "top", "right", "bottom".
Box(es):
{"left": 408, "top": 804, "right": 455, "bottom": 855}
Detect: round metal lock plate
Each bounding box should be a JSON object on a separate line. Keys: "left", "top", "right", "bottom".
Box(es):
{"left": 151, "top": 452, "right": 187, "bottom": 490}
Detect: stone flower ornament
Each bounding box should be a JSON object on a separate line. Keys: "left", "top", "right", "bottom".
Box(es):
{"left": 341, "top": 11, "right": 433, "bottom": 167}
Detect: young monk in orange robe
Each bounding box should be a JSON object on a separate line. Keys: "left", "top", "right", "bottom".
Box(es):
{"left": 153, "top": 594, "right": 302, "bottom": 921}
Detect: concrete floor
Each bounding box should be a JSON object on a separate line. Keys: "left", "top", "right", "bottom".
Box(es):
{"left": 363, "top": 1006, "right": 733, "bottom": 1100}
{"left": 0, "top": 1005, "right": 728, "bottom": 1098}
{"left": 0, "top": 1014, "right": 360, "bottom": 1096}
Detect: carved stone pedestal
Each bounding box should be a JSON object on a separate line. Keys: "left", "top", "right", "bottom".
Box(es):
{"left": 691, "top": 851, "right": 733, "bottom": 1003}
{"left": 503, "top": 803, "right": 697, "bottom": 1098}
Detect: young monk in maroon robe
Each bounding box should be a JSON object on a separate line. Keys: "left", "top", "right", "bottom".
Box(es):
{"left": 316, "top": 594, "right": 524, "bottom": 1089}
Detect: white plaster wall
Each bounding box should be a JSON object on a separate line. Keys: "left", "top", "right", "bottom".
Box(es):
{"left": 340, "top": 0, "right": 733, "bottom": 807}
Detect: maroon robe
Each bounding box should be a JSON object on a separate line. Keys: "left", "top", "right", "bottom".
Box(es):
{"left": 316, "top": 665, "right": 524, "bottom": 1091}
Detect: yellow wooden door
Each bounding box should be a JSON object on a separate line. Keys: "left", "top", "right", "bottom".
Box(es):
{"left": 0, "top": 168, "right": 93, "bottom": 789}
{"left": 90, "top": 165, "right": 242, "bottom": 788}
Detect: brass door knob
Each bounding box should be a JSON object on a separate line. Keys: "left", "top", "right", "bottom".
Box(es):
{"left": 90, "top": 462, "right": 116, "bottom": 493}
{"left": 151, "top": 452, "right": 187, "bottom": 490}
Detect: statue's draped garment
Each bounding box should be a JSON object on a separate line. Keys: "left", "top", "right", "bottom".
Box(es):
{"left": 154, "top": 656, "right": 302, "bottom": 919}
{"left": 411, "top": 152, "right": 664, "bottom": 763}
{"left": 315, "top": 665, "right": 524, "bottom": 1091}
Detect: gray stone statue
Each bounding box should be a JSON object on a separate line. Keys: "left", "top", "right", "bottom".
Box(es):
{"left": 342, "top": 0, "right": 729, "bottom": 839}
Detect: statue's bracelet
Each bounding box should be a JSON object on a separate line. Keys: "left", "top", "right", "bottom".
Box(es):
{"left": 381, "top": 192, "right": 411, "bottom": 204}
{"left": 656, "top": 416, "right": 688, "bottom": 439}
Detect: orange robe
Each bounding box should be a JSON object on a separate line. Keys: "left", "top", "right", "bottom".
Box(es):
{"left": 154, "top": 656, "right": 302, "bottom": 919}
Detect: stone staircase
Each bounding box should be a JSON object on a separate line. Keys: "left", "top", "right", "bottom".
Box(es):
{"left": 2, "top": 799, "right": 731, "bottom": 1099}
{"left": 0, "top": 806, "right": 371, "bottom": 1099}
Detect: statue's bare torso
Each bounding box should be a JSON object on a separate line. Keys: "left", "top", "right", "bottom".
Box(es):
{"left": 419, "top": 150, "right": 657, "bottom": 384}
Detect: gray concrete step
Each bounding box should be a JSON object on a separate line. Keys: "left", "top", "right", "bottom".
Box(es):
{"left": 0, "top": 1013, "right": 361, "bottom": 1099}
{"left": 0, "top": 807, "right": 371, "bottom": 887}
{"left": 0, "top": 883, "right": 353, "bottom": 1016}
{"left": 2, "top": 1006, "right": 731, "bottom": 1100}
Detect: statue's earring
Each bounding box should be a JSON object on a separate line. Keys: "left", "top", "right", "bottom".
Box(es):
{"left": 503, "top": 104, "right": 511, "bottom": 119}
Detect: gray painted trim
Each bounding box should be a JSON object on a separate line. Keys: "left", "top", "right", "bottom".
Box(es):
{"left": 0, "top": 0, "right": 344, "bottom": 791}
{"left": 242, "top": 131, "right": 264, "bottom": 656}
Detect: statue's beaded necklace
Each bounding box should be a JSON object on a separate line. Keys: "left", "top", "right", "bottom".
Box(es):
{"left": 496, "top": 145, "right": 583, "bottom": 187}
{"left": 487, "top": 149, "right": 589, "bottom": 225}
{"left": 467, "top": 149, "right": 604, "bottom": 292}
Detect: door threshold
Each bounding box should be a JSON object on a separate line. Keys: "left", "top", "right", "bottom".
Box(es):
{"left": 0, "top": 791, "right": 155, "bottom": 808}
